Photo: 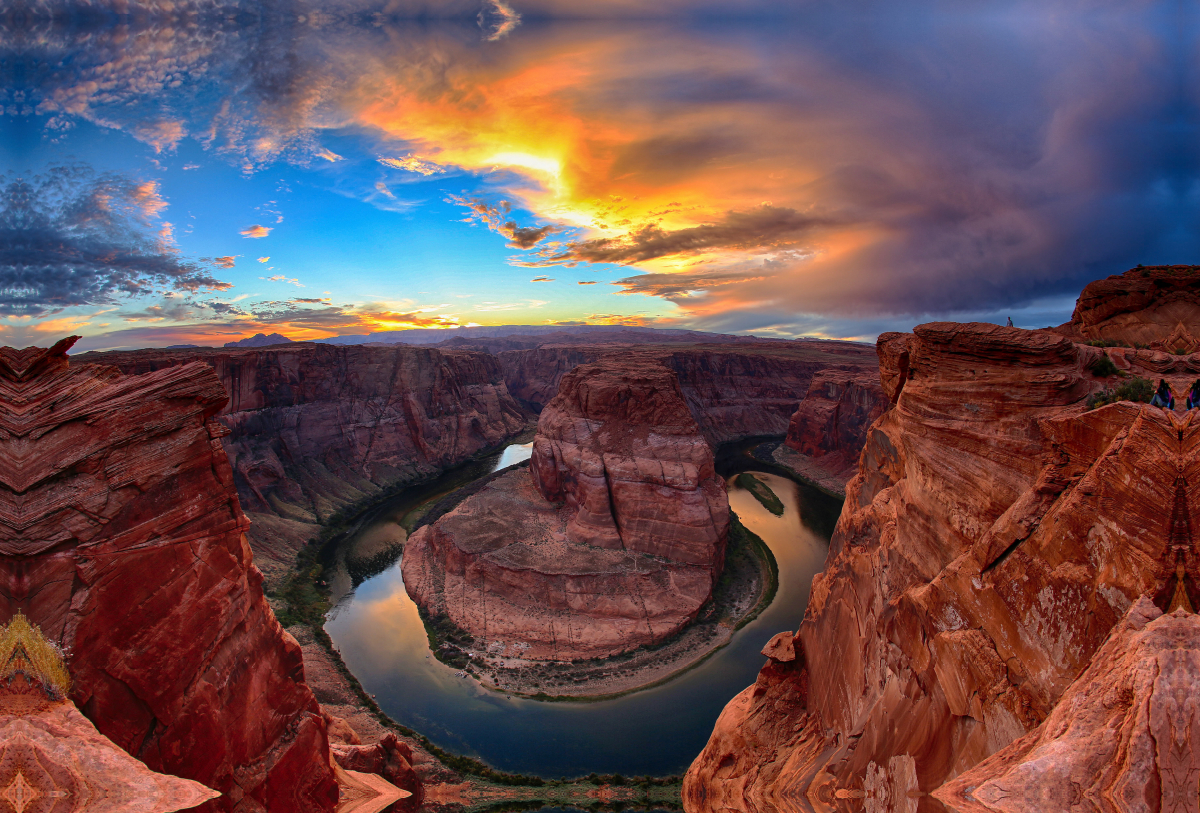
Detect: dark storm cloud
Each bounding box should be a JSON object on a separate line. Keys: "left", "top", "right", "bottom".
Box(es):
{"left": 520, "top": 206, "right": 835, "bottom": 266}
{"left": 0, "top": 166, "right": 230, "bottom": 317}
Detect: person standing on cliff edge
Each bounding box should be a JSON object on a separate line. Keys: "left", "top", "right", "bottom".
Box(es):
{"left": 1152, "top": 379, "right": 1175, "bottom": 409}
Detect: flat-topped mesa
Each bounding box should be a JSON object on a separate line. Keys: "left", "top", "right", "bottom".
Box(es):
{"left": 0, "top": 339, "right": 338, "bottom": 811}
{"left": 1060, "top": 264, "right": 1200, "bottom": 350}
{"left": 685, "top": 292, "right": 1200, "bottom": 812}
{"left": 403, "top": 358, "right": 730, "bottom": 661}
{"left": 530, "top": 359, "right": 728, "bottom": 564}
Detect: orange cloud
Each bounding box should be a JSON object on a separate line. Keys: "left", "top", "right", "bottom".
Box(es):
{"left": 241, "top": 224, "right": 272, "bottom": 238}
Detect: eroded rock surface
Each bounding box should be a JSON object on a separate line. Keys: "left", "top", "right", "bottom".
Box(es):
{"left": 784, "top": 369, "right": 888, "bottom": 484}
{"left": 498, "top": 341, "right": 879, "bottom": 445}
{"left": 403, "top": 358, "right": 729, "bottom": 660}
{"left": 0, "top": 339, "right": 339, "bottom": 811}
{"left": 75, "top": 343, "right": 528, "bottom": 585}
{"left": 684, "top": 267, "right": 1200, "bottom": 813}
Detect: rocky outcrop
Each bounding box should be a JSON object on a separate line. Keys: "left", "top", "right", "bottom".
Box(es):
{"left": 684, "top": 266, "right": 1200, "bottom": 813}
{"left": 402, "top": 358, "right": 729, "bottom": 661}
{"left": 498, "top": 341, "right": 879, "bottom": 445}
{"left": 0, "top": 611, "right": 221, "bottom": 813}
{"left": 1060, "top": 264, "right": 1200, "bottom": 350}
{"left": 0, "top": 339, "right": 338, "bottom": 811}
{"left": 75, "top": 343, "right": 529, "bottom": 585}
{"left": 935, "top": 598, "right": 1200, "bottom": 813}
{"left": 783, "top": 369, "right": 888, "bottom": 483}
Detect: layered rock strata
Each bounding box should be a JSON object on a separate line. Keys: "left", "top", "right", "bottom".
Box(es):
{"left": 403, "top": 359, "right": 729, "bottom": 660}
{"left": 0, "top": 339, "right": 339, "bottom": 811}
{"left": 782, "top": 369, "right": 888, "bottom": 484}
{"left": 684, "top": 266, "right": 1200, "bottom": 813}
{"left": 498, "top": 341, "right": 879, "bottom": 445}
{"left": 75, "top": 343, "right": 528, "bottom": 584}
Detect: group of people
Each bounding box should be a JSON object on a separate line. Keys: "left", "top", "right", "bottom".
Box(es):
{"left": 1151, "top": 379, "right": 1200, "bottom": 410}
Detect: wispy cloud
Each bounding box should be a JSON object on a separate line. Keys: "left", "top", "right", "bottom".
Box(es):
{"left": 258, "top": 256, "right": 270, "bottom": 262}
{"left": 378, "top": 155, "right": 447, "bottom": 176}
{"left": 451, "top": 196, "right": 556, "bottom": 249}
{"left": 316, "top": 148, "right": 344, "bottom": 162}
{"left": 262, "top": 274, "right": 304, "bottom": 286}
{"left": 241, "top": 224, "right": 272, "bottom": 238}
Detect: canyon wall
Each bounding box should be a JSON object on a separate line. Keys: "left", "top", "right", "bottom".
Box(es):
{"left": 498, "top": 341, "right": 879, "bottom": 445}
{"left": 783, "top": 369, "right": 889, "bottom": 483}
{"left": 0, "top": 339, "right": 339, "bottom": 811}
{"left": 76, "top": 343, "right": 529, "bottom": 584}
{"left": 402, "top": 358, "right": 729, "bottom": 660}
{"left": 685, "top": 266, "right": 1200, "bottom": 813}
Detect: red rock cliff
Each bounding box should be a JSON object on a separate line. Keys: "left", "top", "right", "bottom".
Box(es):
{"left": 684, "top": 266, "right": 1200, "bottom": 813}
{"left": 76, "top": 343, "right": 529, "bottom": 584}
{"left": 0, "top": 339, "right": 339, "bottom": 811}
{"left": 402, "top": 358, "right": 729, "bottom": 660}
{"left": 783, "top": 369, "right": 888, "bottom": 483}
{"left": 498, "top": 341, "right": 879, "bottom": 445}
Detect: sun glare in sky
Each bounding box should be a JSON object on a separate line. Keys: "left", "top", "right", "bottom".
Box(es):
{"left": 1, "top": 1, "right": 1196, "bottom": 351}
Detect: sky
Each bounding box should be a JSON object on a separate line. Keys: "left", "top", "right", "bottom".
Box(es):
{"left": 1, "top": 0, "right": 1197, "bottom": 351}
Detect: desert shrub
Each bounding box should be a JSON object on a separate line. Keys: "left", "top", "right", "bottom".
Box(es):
{"left": 1087, "top": 353, "right": 1119, "bottom": 377}
{"left": 1087, "top": 376, "right": 1154, "bottom": 410}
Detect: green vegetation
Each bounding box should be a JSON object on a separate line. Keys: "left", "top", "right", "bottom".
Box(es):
{"left": 1087, "top": 376, "right": 1154, "bottom": 410}
{"left": 716, "top": 512, "right": 778, "bottom": 631}
{"left": 735, "top": 473, "right": 784, "bottom": 516}
{"left": 419, "top": 606, "right": 476, "bottom": 669}
{"left": 1087, "top": 353, "right": 1120, "bottom": 378}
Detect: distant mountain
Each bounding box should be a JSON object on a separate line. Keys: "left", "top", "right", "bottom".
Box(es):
{"left": 311, "top": 325, "right": 743, "bottom": 346}
{"left": 165, "top": 344, "right": 203, "bottom": 349}
{"left": 224, "top": 333, "right": 294, "bottom": 348}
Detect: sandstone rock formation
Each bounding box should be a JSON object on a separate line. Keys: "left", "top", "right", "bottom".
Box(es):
{"left": 0, "top": 338, "right": 338, "bottom": 811}
{"left": 0, "top": 612, "right": 220, "bottom": 813}
{"left": 783, "top": 369, "right": 888, "bottom": 483}
{"left": 497, "top": 341, "right": 879, "bottom": 445}
{"left": 402, "top": 358, "right": 729, "bottom": 660}
{"left": 75, "top": 343, "right": 529, "bottom": 585}
{"left": 684, "top": 266, "right": 1200, "bottom": 813}
{"left": 1059, "top": 264, "right": 1200, "bottom": 350}
{"left": 935, "top": 597, "right": 1200, "bottom": 813}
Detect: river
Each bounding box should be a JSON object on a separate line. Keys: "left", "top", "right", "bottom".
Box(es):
{"left": 324, "top": 440, "right": 838, "bottom": 778}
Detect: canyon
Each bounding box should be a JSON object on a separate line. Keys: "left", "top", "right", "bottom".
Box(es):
{"left": 684, "top": 265, "right": 1200, "bottom": 813}
{"left": 77, "top": 336, "right": 881, "bottom": 589}
{"left": 402, "top": 357, "right": 731, "bottom": 662}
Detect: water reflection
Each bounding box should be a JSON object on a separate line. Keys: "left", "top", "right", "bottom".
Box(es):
{"left": 325, "top": 457, "right": 833, "bottom": 777}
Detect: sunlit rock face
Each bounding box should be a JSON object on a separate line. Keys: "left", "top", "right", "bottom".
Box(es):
{"left": 0, "top": 339, "right": 338, "bottom": 812}
{"left": 402, "top": 358, "right": 729, "bottom": 660}
{"left": 684, "top": 267, "right": 1200, "bottom": 813}
{"left": 74, "top": 343, "right": 529, "bottom": 586}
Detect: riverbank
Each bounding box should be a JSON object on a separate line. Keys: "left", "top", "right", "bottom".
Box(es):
{"left": 292, "top": 622, "right": 683, "bottom": 810}
{"left": 432, "top": 513, "right": 778, "bottom": 701}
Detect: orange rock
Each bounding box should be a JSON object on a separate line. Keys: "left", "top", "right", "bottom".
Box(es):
{"left": 0, "top": 338, "right": 338, "bottom": 811}
{"left": 685, "top": 267, "right": 1200, "bottom": 813}
{"left": 404, "top": 358, "right": 729, "bottom": 660}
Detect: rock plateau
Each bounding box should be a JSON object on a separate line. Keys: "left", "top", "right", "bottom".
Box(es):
{"left": 684, "top": 265, "right": 1200, "bottom": 813}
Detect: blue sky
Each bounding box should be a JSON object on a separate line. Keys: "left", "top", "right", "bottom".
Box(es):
{"left": 1, "top": 0, "right": 1197, "bottom": 350}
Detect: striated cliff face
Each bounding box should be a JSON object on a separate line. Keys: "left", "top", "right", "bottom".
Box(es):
{"left": 1059, "top": 264, "right": 1200, "bottom": 350}
{"left": 783, "top": 369, "right": 888, "bottom": 483}
{"left": 0, "top": 339, "right": 338, "bottom": 811}
{"left": 685, "top": 267, "right": 1200, "bottom": 813}
{"left": 76, "top": 343, "right": 529, "bottom": 584}
{"left": 498, "top": 341, "right": 879, "bottom": 445}
{"left": 402, "top": 358, "right": 729, "bottom": 660}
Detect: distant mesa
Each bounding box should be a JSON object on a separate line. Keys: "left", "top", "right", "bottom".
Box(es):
{"left": 224, "top": 331, "right": 294, "bottom": 347}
